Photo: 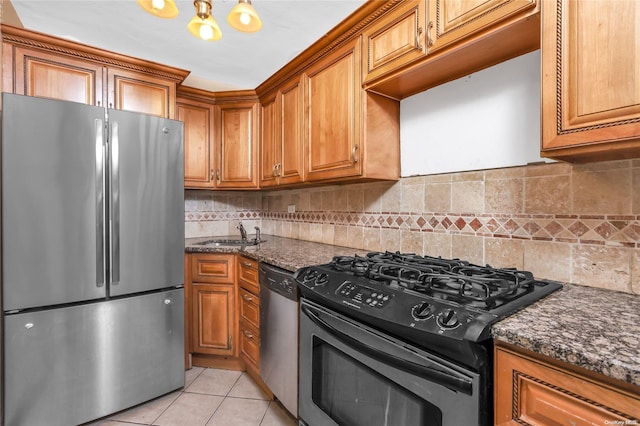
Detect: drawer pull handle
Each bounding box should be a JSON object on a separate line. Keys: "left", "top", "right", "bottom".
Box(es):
{"left": 243, "top": 330, "right": 254, "bottom": 339}
{"left": 242, "top": 261, "right": 253, "bottom": 268}
{"left": 243, "top": 294, "right": 253, "bottom": 301}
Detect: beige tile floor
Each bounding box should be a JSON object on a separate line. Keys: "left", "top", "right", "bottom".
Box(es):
{"left": 91, "top": 367, "right": 297, "bottom": 426}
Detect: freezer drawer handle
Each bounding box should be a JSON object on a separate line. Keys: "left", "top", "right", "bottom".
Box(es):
{"left": 301, "top": 303, "right": 474, "bottom": 395}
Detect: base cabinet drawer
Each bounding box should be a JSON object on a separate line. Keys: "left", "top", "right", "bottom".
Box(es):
{"left": 494, "top": 343, "right": 640, "bottom": 425}
{"left": 239, "top": 321, "right": 260, "bottom": 373}
{"left": 239, "top": 288, "right": 260, "bottom": 329}
{"left": 192, "top": 253, "right": 235, "bottom": 283}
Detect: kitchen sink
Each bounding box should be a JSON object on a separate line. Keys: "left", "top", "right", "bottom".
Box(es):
{"left": 194, "top": 238, "right": 264, "bottom": 246}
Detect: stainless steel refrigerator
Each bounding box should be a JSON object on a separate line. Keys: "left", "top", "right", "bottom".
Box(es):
{"left": 1, "top": 93, "right": 185, "bottom": 426}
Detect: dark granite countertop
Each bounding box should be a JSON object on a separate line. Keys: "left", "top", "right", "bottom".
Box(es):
{"left": 186, "top": 235, "right": 640, "bottom": 389}
{"left": 492, "top": 283, "right": 640, "bottom": 388}
{"left": 185, "top": 234, "right": 368, "bottom": 271}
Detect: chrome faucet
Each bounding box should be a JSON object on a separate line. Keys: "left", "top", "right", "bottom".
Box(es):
{"left": 254, "top": 226, "right": 261, "bottom": 244}
{"left": 237, "top": 221, "right": 247, "bottom": 242}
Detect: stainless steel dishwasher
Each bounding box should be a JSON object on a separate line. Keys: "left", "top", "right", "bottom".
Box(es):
{"left": 259, "top": 263, "right": 299, "bottom": 418}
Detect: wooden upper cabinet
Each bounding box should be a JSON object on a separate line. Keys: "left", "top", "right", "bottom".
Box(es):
{"left": 216, "top": 100, "right": 259, "bottom": 189}
{"left": 305, "top": 38, "right": 362, "bottom": 182}
{"left": 178, "top": 96, "right": 216, "bottom": 188}
{"left": 260, "top": 76, "right": 304, "bottom": 187}
{"left": 428, "top": 0, "right": 537, "bottom": 53}
{"left": 260, "top": 96, "right": 279, "bottom": 187}
{"left": 279, "top": 77, "right": 304, "bottom": 185}
{"left": 540, "top": 0, "right": 640, "bottom": 161}
{"left": 2, "top": 25, "right": 188, "bottom": 119}
{"left": 363, "top": 0, "right": 427, "bottom": 84}
{"left": 12, "top": 46, "right": 104, "bottom": 106}
{"left": 108, "top": 67, "right": 175, "bottom": 118}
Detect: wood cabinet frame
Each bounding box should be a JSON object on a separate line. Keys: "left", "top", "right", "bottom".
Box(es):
{"left": 494, "top": 341, "right": 640, "bottom": 425}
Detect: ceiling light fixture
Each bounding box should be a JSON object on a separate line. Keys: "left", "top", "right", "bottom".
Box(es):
{"left": 136, "top": 0, "right": 179, "bottom": 19}
{"left": 227, "top": 0, "right": 262, "bottom": 33}
{"left": 137, "top": 0, "right": 262, "bottom": 41}
{"left": 187, "top": 0, "right": 222, "bottom": 41}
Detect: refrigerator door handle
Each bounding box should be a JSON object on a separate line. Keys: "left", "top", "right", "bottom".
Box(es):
{"left": 95, "top": 119, "right": 105, "bottom": 287}
{"left": 110, "top": 121, "right": 120, "bottom": 285}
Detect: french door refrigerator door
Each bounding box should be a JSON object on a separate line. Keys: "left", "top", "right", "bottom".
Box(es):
{"left": 1, "top": 94, "right": 107, "bottom": 311}
{"left": 107, "top": 109, "right": 184, "bottom": 296}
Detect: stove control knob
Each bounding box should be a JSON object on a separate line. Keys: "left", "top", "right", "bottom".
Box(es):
{"left": 438, "top": 309, "right": 460, "bottom": 329}
{"left": 315, "top": 273, "right": 329, "bottom": 286}
{"left": 411, "top": 302, "right": 434, "bottom": 320}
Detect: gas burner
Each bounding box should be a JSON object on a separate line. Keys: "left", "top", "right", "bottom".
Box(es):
{"left": 330, "top": 255, "right": 371, "bottom": 276}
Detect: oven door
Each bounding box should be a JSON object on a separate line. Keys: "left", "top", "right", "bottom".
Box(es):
{"left": 299, "top": 299, "right": 483, "bottom": 426}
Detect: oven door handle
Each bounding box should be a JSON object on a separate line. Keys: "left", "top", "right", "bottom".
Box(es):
{"left": 301, "top": 304, "right": 474, "bottom": 395}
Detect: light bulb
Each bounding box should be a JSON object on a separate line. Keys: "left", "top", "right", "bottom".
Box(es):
{"left": 199, "top": 24, "right": 214, "bottom": 40}
{"left": 151, "top": 0, "right": 165, "bottom": 10}
{"left": 239, "top": 12, "right": 251, "bottom": 25}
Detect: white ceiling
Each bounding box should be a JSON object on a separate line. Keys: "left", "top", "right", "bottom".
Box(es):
{"left": 7, "top": 0, "right": 367, "bottom": 91}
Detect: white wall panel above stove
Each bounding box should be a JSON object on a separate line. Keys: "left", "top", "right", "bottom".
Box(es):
{"left": 400, "top": 50, "right": 550, "bottom": 177}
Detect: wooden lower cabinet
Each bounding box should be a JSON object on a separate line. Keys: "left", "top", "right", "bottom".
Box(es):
{"left": 188, "top": 253, "right": 238, "bottom": 360}
{"left": 238, "top": 256, "right": 261, "bottom": 373}
{"left": 186, "top": 253, "right": 265, "bottom": 378}
{"left": 494, "top": 342, "right": 640, "bottom": 425}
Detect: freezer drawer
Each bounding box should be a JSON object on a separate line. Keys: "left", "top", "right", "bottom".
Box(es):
{"left": 3, "top": 289, "right": 184, "bottom": 426}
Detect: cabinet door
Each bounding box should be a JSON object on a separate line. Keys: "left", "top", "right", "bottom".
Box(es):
{"left": 260, "top": 96, "right": 279, "bottom": 187}
{"left": 495, "top": 345, "right": 640, "bottom": 425}
{"left": 541, "top": 0, "right": 640, "bottom": 161}
{"left": 191, "top": 283, "right": 235, "bottom": 356}
{"left": 363, "top": 0, "right": 427, "bottom": 84}
{"left": 279, "top": 76, "right": 304, "bottom": 185}
{"left": 305, "top": 38, "right": 362, "bottom": 181}
{"left": 13, "top": 46, "right": 104, "bottom": 106}
{"left": 178, "top": 97, "right": 216, "bottom": 188}
{"left": 108, "top": 67, "right": 175, "bottom": 118}
{"left": 216, "top": 102, "right": 259, "bottom": 189}
{"left": 428, "top": 0, "right": 536, "bottom": 53}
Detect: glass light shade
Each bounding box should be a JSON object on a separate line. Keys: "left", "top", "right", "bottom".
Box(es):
{"left": 137, "top": 0, "right": 179, "bottom": 18}
{"left": 227, "top": 0, "right": 262, "bottom": 33}
{"left": 188, "top": 15, "right": 222, "bottom": 41}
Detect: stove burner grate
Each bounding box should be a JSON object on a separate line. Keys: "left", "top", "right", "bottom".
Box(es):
{"left": 330, "top": 252, "right": 539, "bottom": 309}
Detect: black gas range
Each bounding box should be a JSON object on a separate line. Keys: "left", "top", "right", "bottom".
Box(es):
{"left": 295, "top": 251, "right": 562, "bottom": 370}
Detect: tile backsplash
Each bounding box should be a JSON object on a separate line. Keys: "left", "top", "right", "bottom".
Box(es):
{"left": 185, "top": 159, "right": 640, "bottom": 294}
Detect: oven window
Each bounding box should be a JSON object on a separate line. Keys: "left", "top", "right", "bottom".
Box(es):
{"left": 311, "top": 336, "right": 443, "bottom": 426}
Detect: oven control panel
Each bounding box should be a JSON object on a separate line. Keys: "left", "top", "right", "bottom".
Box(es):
{"left": 336, "top": 281, "right": 393, "bottom": 308}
